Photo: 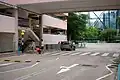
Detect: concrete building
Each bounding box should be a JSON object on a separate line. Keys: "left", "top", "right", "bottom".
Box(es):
{"left": 0, "top": 1, "right": 67, "bottom": 52}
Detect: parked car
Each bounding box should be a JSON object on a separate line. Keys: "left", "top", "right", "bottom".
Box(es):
{"left": 60, "top": 41, "right": 76, "bottom": 51}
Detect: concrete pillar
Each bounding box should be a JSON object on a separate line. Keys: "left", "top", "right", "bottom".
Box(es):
{"left": 29, "top": 18, "right": 32, "bottom": 30}
{"left": 13, "top": 9, "right": 18, "bottom": 52}
{"left": 39, "top": 15, "right": 43, "bottom": 47}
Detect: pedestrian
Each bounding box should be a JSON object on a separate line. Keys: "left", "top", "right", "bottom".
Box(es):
{"left": 36, "top": 46, "right": 41, "bottom": 54}
{"left": 31, "top": 41, "right": 36, "bottom": 52}
{"left": 41, "top": 39, "right": 44, "bottom": 54}
{"left": 18, "top": 38, "right": 22, "bottom": 55}
{"left": 41, "top": 44, "right": 44, "bottom": 54}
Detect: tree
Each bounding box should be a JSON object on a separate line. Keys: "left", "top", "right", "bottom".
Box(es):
{"left": 67, "top": 12, "right": 88, "bottom": 41}
{"left": 117, "top": 16, "right": 120, "bottom": 34}
{"left": 83, "top": 26, "right": 99, "bottom": 40}
{"left": 117, "top": 16, "right": 120, "bottom": 27}
{"left": 99, "top": 28, "right": 117, "bottom": 42}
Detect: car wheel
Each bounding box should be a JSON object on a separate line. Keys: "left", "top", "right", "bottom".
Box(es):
{"left": 61, "top": 48, "right": 65, "bottom": 51}
{"left": 73, "top": 47, "right": 75, "bottom": 51}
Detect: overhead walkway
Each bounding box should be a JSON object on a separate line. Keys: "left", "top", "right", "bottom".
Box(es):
{"left": 17, "top": 0, "right": 120, "bottom": 14}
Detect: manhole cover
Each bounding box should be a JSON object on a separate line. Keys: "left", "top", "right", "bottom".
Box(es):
{"left": 81, "top": 64, "right": 98, "bottom": 68}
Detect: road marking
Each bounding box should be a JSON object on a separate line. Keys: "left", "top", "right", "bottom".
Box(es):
{"left": 91, "top": 52, "right": 100, "bottom": 56}
{"left": 15, "top": 66, "right": 57, "bottom": 80}
{"left": 56, "top": 57, "right": 59, "bottom": 60}
{"left": 44, "top": 51, "right": 58, "bottom": 55}
{"left": 96, "top": 64, "right": 113, "bottom": 80}
{"left": 0, "top": 63, "right": 14, "bottom": 67}
{"left": 0, "top": 63, "right": 39, "bottom": 73}
{"left": 52, "top": 52, "right": 67, "bottom": 56}
{"left": 80, "top": 52, "right": 91, "bottom": 56}
{"left": 62, "top": 52, "right": 72, "bottom": 56}
{"left": 52, "top": 53, "right": 61, "bottom": 56}
{"left": 101, "top": 53, "right": 110, "bottom": 56}
{"left": 71, "top": 52, "right": 81, "bottom": 56}
{"left": 113, "top": 53, "right": 119, "bottom": 57}
{"left": 57, "top": 64, "right": 79, "bottom": 74}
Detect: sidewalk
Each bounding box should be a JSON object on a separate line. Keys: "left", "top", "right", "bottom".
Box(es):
{"left": 0, "top": 52, "right": 18, "bottom": 58}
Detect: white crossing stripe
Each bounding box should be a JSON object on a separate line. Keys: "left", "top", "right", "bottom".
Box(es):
{"left": 113, "top": 53, "right": 119, "bottom": 57}
{"left": 52, "top": 53, "right": 61, "bottom": 56}
{"left": 71, "top": 52, "right": 81, "bottom": 56}
{"left": 80, "top": 52, "right": 91, "bottom": 56}
{"left": 52, "top": 52, "right": 67, "bottom": 56}
{"left": 45, "top": 51, "right": 59, "bottom": 55}
{"left": 101, "top": 53, "right": 109, "bottom": 56}
{"left": 62, "top": 52, "right": 72, "bottom": 56}
{"left": 91, "top": 52, "right": 100, "bottom": 56}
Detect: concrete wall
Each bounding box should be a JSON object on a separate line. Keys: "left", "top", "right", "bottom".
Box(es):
{"left": 42, "top": 14, "right": 67, "bottom": 30}
{"left": 0, "top": 33, "right": 14, "bottom": 52}
{"left": 0, "top": 15, "right": 16, "bottom": 33}
{"left": 43, "top": 34, "right": 67, "bottom": 44}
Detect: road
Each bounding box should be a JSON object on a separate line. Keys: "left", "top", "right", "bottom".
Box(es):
{"left": 1, "top": 43, "right": 120, "bottom": 80}
{"left": 0, "top": 51, "right": 115, "bottom": 80}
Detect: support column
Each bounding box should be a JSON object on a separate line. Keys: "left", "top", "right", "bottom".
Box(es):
{"left": 29, "top": 17, "right": 32, "bottom": 29}
{"left": 13, "top": 9, "right": 18, "bottom": 52}
{"left": 39, "top": 15, "right": 43, "bottom": 47}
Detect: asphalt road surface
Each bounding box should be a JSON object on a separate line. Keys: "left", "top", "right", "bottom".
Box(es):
{"left": 0, "top": 52, "right": 112, "bottom": 80}
{"left": 1, "top": 43, "right": 120, "bottom": 80}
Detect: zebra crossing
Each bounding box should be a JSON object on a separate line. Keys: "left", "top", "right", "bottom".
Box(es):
{"left": 90, "top": 52, "right": 100, "bottom": 56}
{"left": 45, "top": 51, "right": 120, "bottom": 57}
{"left": 113, "top": 53, "right": 119, "bottom": 57}
{"left": 101, "top": 53, "right": 110, "bottom": 56}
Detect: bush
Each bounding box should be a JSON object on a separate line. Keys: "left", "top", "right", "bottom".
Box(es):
{"left": 99, "top": 28, "right": 117, "bottom": 42}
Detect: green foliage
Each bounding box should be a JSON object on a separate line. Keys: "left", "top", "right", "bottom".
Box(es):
{"left": 82, "top": 26, "right": 99, "bottom": 39}
{"left": 99, "top": 28, "right": 117, "bottom": 42}
{"left": 67, "top": 12, "right": 88, "bottom": 40}
{"left": 117, "top": 16, "right": 120, "bottom": 26}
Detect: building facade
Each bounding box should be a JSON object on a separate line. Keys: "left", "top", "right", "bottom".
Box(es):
{"left": 0, "top": 1, "right": 67, "bottom": 52}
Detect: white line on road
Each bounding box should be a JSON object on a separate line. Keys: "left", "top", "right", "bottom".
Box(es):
{"left": 90, "top": 52, "right": 100, "bottom": 56}
{"left": 96, "top": 64, "right": 113, "bottom": 80}
{"left": 70, "top": 52, "right": 81, "bottom": 56}
{"left": 62, "top": 52, "right": 72, "bottom": 56}
{"left": 101, "top": 53, "right": 110, "bottom": 56}
{"left": 44, "top": 51, "right": 58, "bottom": 55}
{"left": 56, "top": 57, "right": 59, "bottom": 60}
{"left": 113, "top": 53, "right": 119, "bottom": 57}
{"left": 0, "top": 63, "right": 14, "bottom": 67}
{"left": 52, "top": 53, "right": 61, "bottom": 56}
{"left": 57, "top": 64, "right": 79, "bottom": 74}
{"left": 0, "top": 63, "right": 39, "bottom": 73}
{"left": 15, "top": 66, "right": 57, "bottom": 80}
{"left": 52, "top": 52, "right": 67, "bottom": 56}
{"left": 80, "top": 52, "right": 91, "bottom": 56}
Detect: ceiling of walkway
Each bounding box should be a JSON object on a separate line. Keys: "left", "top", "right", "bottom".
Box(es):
{"left": 17, "top": 0, "right": 120, "bottom": 14}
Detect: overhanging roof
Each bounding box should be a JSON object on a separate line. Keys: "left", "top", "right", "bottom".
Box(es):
{"left": 0, "top": 1, "right": 16, "bottom": 9}
{"left": 18, "top": 0, "right": 120, "bottom": 14}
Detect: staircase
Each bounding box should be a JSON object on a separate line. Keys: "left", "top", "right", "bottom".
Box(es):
{"left": 18, "top": 27, "right": 40, "bottom": 52}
